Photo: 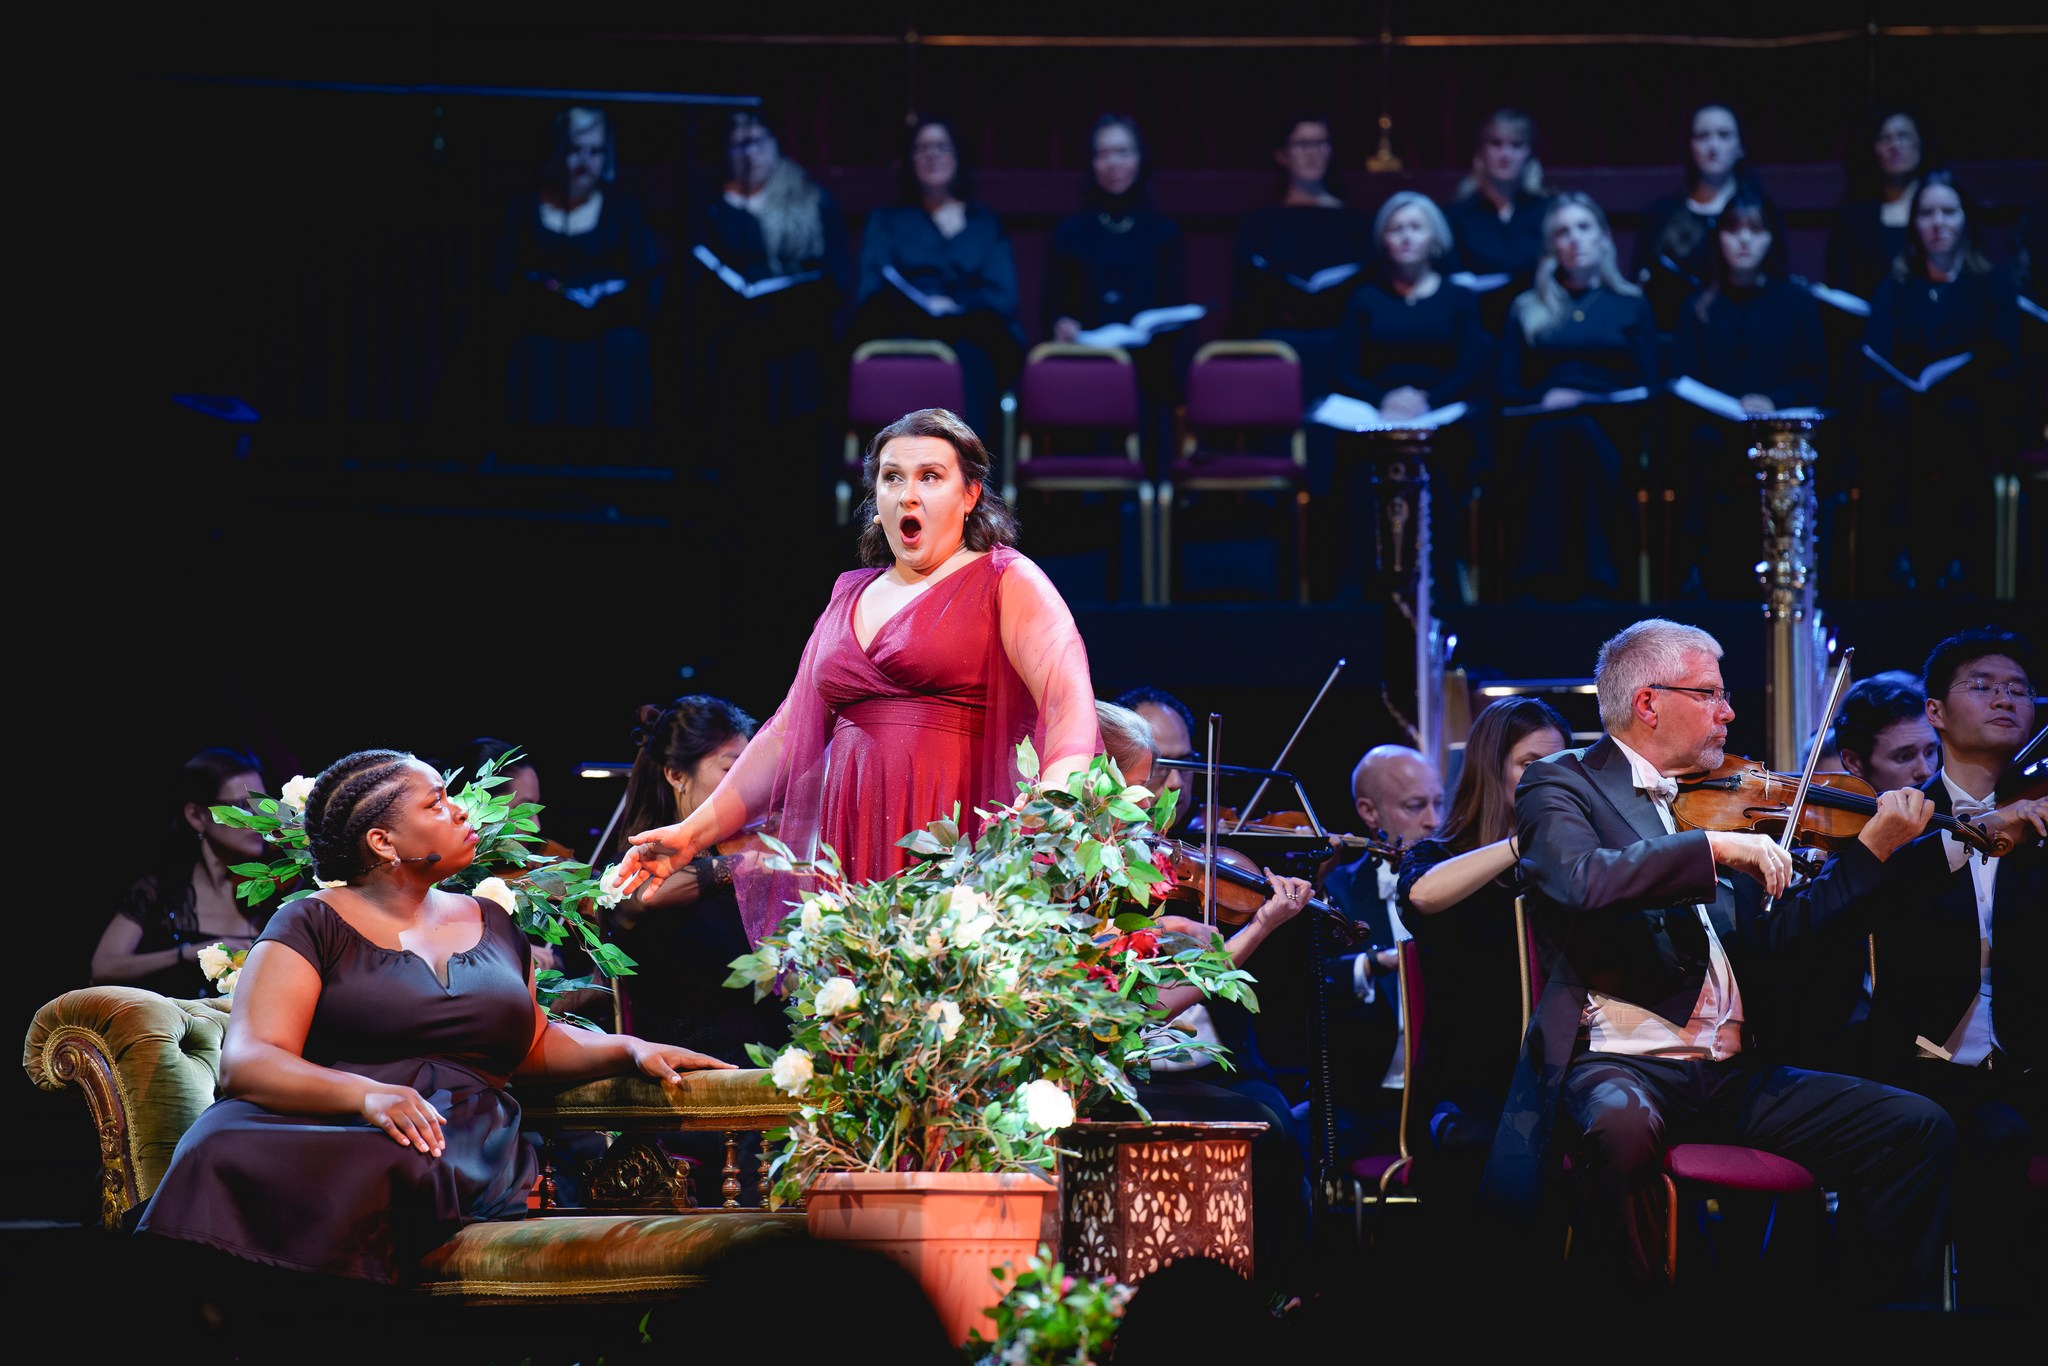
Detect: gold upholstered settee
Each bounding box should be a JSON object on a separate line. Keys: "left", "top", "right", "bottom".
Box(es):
{"left": 21, "top": 985, "right": 806, "bottom": 1308}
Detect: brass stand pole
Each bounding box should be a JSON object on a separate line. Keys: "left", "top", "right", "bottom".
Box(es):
{"left": 1364, "top": 428, "right": 1444, "bottom": 769}
{"left": 1749, "top": 416, "right": 1826, "bottom": 772}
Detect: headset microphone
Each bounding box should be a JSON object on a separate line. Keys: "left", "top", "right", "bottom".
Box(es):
{"left": 397, "top": 853, "right": 443, "bottom": 865}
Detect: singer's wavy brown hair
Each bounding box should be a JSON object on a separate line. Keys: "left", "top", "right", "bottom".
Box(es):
{"left": 305, "top": 749, "right": 418, "bottom": 884}
{"left": 855, "top": 408, "right": 1019, "bottom": 568}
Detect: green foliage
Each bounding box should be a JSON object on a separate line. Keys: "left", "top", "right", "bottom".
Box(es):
{"left": 728, "top": 750, "right": 1261, "bottom": 1209}
{"left": 966, "top": 1247, "right": 1134, "bottom": 1366}
{"left": 209, "top": 747, "right": 627, "bottom": 1019}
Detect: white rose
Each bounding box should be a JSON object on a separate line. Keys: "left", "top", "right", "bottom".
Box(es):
{"left": 196, "top": 945, "right": 233, "bottom": 980}
{"left": 216, "top": 968, "right": 241, "bottom": 997}
{"left": 800, "top": 903, "right": 824, "bottom": 934}
{"left": 814, "top": 977, "right": 861, "bottom": 1016}
{"left": 1018, "top": 1078, "right": 1075, "bottom": 1131}
{"left": 279, "top": 775, "right": 316, "bottom": 811}
{"left": 473, "top": 877, "right": 518, "bottom": 914}
{"left": 594, "top": 865, "right": 629, "bottom": 911}
{"left": 946, "top": 884, "right": 991, "bottom": 916}
{"left": 770, "top": 1048, "right": 814, "bottom": 1095}
{"left": 952, "top": 913, "right": 997, "bottom": 948}
{"left": 926, "top": 999, "right": 964, "bottom": 1042}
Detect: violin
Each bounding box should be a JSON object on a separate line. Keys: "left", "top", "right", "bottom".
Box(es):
{"left": 1188, "top": 805, "right": 1317, "bottom": 837}
{"left": 1155, "top": 837, "right": 1375, "bottom": 948}
{"left": 1187, "top": 806, "right": 1405, "bottom": 861}
{"left": 1671, "top": 755, "right": 2013, "bottom": 859}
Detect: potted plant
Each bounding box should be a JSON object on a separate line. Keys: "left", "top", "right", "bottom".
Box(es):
{"left": 726, "top": 742, "right": 1261, "bottom": 1343}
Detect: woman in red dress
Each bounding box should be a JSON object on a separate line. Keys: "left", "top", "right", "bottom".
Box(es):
{"left": 616, "top": 407, "right": 1100, "bottom": 944}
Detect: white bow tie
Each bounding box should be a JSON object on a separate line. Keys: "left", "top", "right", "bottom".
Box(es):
{"left": 1376, "top": 863, "right": 1400, "bottom": 901}
{"left": 1643, "top": 775, "right": 1679, "bottom": 806}
{"left": 1951, "top": 794, "right": 1997, "bottom": 819}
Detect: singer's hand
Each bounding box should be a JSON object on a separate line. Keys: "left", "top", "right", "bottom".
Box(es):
{"left": 615, "top": 823, "right": 700, "bottom": 898}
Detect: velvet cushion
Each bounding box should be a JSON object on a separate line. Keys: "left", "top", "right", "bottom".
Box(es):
{"left": 414, "top": 1210, "right": 807, "bottom": 1304}
{"left": 519, "top": 1068, "right": 797, "bottom": 1128}
{"left": 1166, "top": 453, "right": 1302, "bottom": 484}
{"left": 1348, "top": 1153, "right": 1402, "bottom": 1183}
{"left": 1663, "top": 1142, "right": 1818, "bottom": 1193}
{"left": 1016, "top": 455, "right": 1151, "bottom": 484}
{"left": 24, "top": 987, "right": 227, "bottom": 1201}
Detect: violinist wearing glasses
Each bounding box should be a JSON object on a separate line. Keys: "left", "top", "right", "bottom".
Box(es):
{"left": 1864, "top": 626, "right": 2046, "bottom": 1313}
{"left": 1481, "top": 618, "right": 1958, "bottom": 1309}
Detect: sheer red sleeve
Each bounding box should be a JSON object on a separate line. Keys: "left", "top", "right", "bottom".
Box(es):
{"left": 989, "top": 547, "right": 1101, "bottom": 796}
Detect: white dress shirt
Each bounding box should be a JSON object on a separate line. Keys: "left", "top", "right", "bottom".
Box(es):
{"left": 539, "top": 190, "right": 604, "bottom": 237}
{"left": 1925, "top": 768, "right": 2000, "bottom": 1066}
{"left": 1582, "top": 737, "right": 1747, "bottom": 1061}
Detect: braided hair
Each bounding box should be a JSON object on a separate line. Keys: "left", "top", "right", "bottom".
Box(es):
{"left": 304, "top": 749, "right": 420, "bottom": 884}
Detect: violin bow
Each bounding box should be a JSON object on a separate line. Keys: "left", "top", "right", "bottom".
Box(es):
{"left": 1763, "top": 646, "right": 1856, "bottom": 916}
{"left": 1227, "top": 657, "right": 1346, "bottom": 836}
{"left": 1204, "top": 713, "right": 1223, "bottom": 930}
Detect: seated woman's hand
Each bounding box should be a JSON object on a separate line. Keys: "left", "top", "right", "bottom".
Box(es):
{"left": 361, "top": 1084, "right": 447, "bottom": 1157}
{"left": 627, "top": 1038, "right": 737, "bottom": 1085}
{"left": 615, "top": 822, "right": 700, "bottom": 897}
{"left": 1540, "top": 387, "right": 1584, "bottom": 410}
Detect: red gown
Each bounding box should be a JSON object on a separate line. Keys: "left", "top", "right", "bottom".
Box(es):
{"left": 727, "top": 546, "right": 1097, "bottom": 944}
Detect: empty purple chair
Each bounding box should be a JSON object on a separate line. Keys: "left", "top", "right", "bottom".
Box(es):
{"left": 1161, "top": 340, "right": 1309, "bottom": 604}
{"left": 838, "top": 340, "right": 967, "bottom": 524}
{"left": 1011, "top": 343, "right": 1155, "bottom": 603}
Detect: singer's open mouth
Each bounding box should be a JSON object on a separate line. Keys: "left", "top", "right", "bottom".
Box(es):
{"left": 898, "top": 515, "right": 923, "bottom": 545}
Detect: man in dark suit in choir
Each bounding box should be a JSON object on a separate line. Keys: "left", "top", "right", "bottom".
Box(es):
{"left": 1481, "top": 618, "right": 1955, "bottom": 1308}
{"left": 1865, "top": 626, "right": 2047, "bottom": 1311}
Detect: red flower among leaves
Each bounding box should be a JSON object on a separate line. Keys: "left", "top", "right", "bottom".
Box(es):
{"left": 1104, "top": 928, "right": 1160, "bottom": 960}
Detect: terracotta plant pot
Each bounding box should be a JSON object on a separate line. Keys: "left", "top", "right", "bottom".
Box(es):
{"left": 805, "top": 1170, "right": 1054, "bottom": 1345}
